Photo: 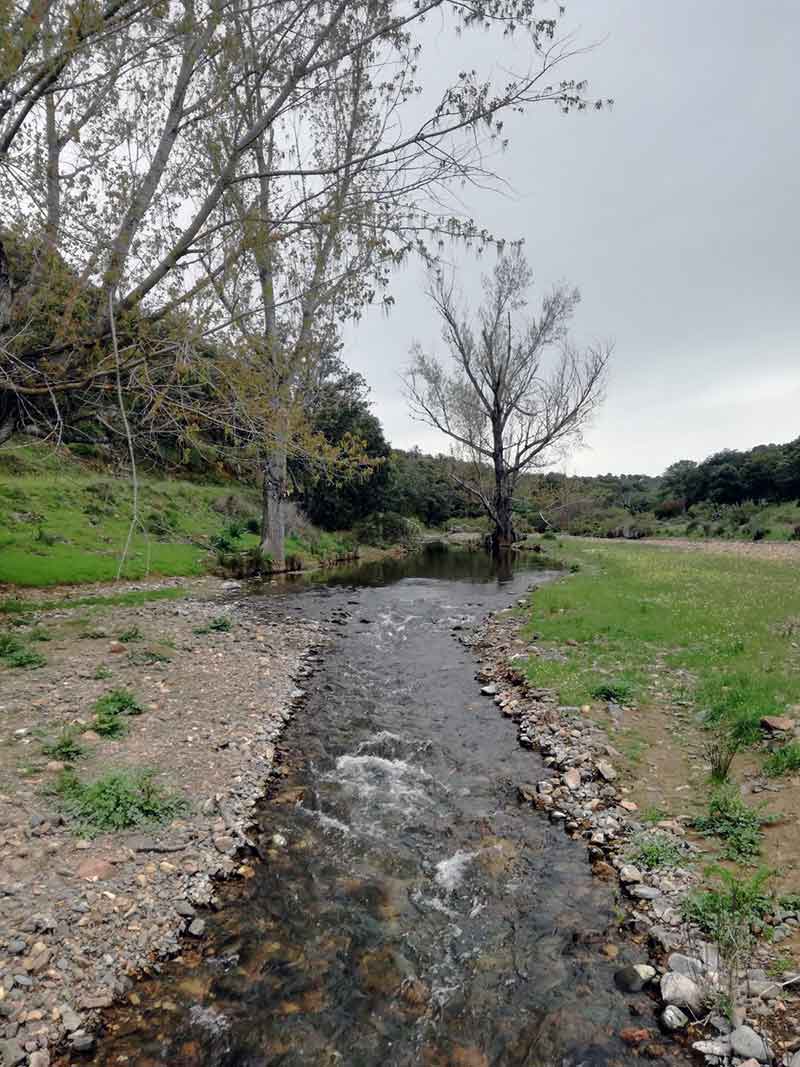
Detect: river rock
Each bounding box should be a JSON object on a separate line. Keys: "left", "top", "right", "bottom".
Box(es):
{"left": 760, "top": 715, "right": 795, "bottom": 733}
{"left": 70, "top": 1033, "right": 95, "bottom": 1053}
{"left": 595, "top": 760, "right": 617, "bottom": 782}
{"left": 614, "top": 966, "right": 647, "bottom": 993}
{"left": 660, "top": 972, "right": 703, "bottom": 1014}
{"left": 667, "top": 952, "right": 704, "bottom": 980}
{"left": 29, "top": 1052, "right": 50, "bottom": 1067}
{"left": 619, "top": 864, "right": 642, "bottom": 884}
{"left": 0, "top": 1040, "right": 25, "bottom": 1067}
{"left": 729, "top": 1025, "right": 769, "bottom": 1062}
{"left": 692, "top": 1038, "right": 731, "bottom": 1057}
{"left": 58, "top": 1005, "right": 81, "bottom": 1033}
{"left": 563, "top": 768, "right": 581, "bottom": 791}
{"left": 188, "top": 919, "right": 206, "bottom": 937}
{"left": 660, "top": 1005, "right": 688, "bottom": 1031}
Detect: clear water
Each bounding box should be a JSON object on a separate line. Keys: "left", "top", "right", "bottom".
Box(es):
{"left": 90, "top": 549, "right": 685, "bottom": 1067}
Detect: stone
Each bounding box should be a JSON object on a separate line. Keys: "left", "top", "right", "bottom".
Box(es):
{"left": 660, "top": 1005, "right": 688, "bottom": 1031}
{"left": 692, "top": 1038, "right": 731, "bottom": 1057}
{"left": 629, "top": 885, "right": 661, "bottom": 900}
{"left": 620, "top": 799, "right": 638, "bottom": 812}
{"left": 760, "top": 715, "right": 795, "bottom": 733}
{"left": 747, "top": 977, "right": 779, "bottom": 1000}
{"left": 77, "top": 856, "right": 114, "bottom": 881}
{"left": 45, "top": 760, "right": 66, "bottom": 772}
{"left": 58, "top": 1006, "right": 81, "bottom": 1033}
{"left": 619, "top": 1027, "right": 651, "bottom": 1045}
{"left": 667, "top": 952, "right": 704, "bottom": 980}
{"left": 563, "top": 768, "right": 581, "bottom": 791}
{"left": 0, "top": 1040, "right": 25, "bottom": 1067}
{"left": 619, "top": 864, "right": 643, "bottom": 884}
{"left": 596, "top": 760, "right": 617, "bottom": 782}
{"left": 614, "top": 965, "right": 647, "bottom": 993}
{"left": 29, "top": 1052, "right": 50, "bottom": 1067}
{"left": 789, "top": 1053, "right": 800, "bottom": 1067}
{"left": 660, "top": 972, "right": 703, "bottom": 1015}
{"left": 632, "top": 964, "right": 656, "bottom": 983}
{"left": 480, "top": 684, "right": 498, "bottom": 696}
{"left": 70, "top": 1033, "right": 95, "bottom": 1053}
{"left": 729, "top": 1025, "right": 769, "bottom": 1062}
{"left": 188, "top": 919, "right": 206, "bottom": 937}
{"left": 175, "top": 900, "right": 195, "bottom": 918}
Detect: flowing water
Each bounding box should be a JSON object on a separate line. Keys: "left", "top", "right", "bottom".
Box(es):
{"left": 91, "top": 549, "right": 686, "bottom": 1067}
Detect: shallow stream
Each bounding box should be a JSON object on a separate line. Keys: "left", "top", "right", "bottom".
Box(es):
{"left": 90, "top": 549, "right": 686, "bottom": 1066}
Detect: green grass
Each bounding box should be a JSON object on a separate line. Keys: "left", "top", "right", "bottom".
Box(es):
{"left": 0, "top": 439, "right": 357, "bottom": 588}
{"left": 193, "top": 614, "right": 233, "bottom": 635}
{"left": 0, "top": 586, "right": 186, "bottom": 616}
{"left": 42, "top": 729, "right": 86, "bottom": 763}
{"left": 522, "top": 540, "right": 800, "bottom": 743}
{"left": 91, "top": 688, "right": 142, "bottom": 736}
{"left": 52, "top": 768, "right": 187, "bottom": 835}
{"left": 764, "top": 742, "right": 800, "bottom": 778}
{"left": 0, "top": 631, "right": 47, "bottom": 669}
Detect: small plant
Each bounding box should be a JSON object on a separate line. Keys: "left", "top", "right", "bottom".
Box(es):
{"left": 91, "top": 688, "right": 142, "bottom": 737}
{"left": 128, "top": 648, "right": 172, "bottom": 666}
{"left": 764, "top": 742, "right": 800, "bottom": 778}
{"left": 36, "top": 527, "right": 57, "bottom": 546}
{"left": 117, "top": 625, "right": 143, "bottom": 643}
{"left": 0, "top": 631, "right": 22, "bottom": 657}
{"left": 53, "top": 768, "right": 187, "bottom": 835}
{"left": 93, "top": 665, "right": 112, "bottom": 680}
{"left": 1, "top": 643, "right": 47, "bottom": 669}
{"left": 703, "top": 726, "right": 741, "bottom": 784}
{"left": 94, "top": 688, "right": 142, "bottom": 716}
{"left": 80, "top": 628, "right": 108, "bottom": 640}
{"left": 28, "top": 626, "right": 52, "bottom": 642}
{"left": 684, "top": 866, "right": 773, "bottom": 1018}
{"left": 226, "top": 519, "right": 245, "bottom": 540}
{"left": 692, "top": 783, "right": 775, "bottom": 862}
{"left": 194, "top": 614, "right": 233, "bottom": 635}
{"left": 628, "top": 831, "right": 684, "bottom": 871}
{"left": 42, "top": 729, "right": 86, "bottom": 763}
{"left": 641, "top": 805, "right": 669, "bottom": 824}
{"left": 591, "top": 680, "right": 633, "bottom": 703}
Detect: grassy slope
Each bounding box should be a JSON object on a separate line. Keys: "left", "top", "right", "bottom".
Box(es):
{"left": 0, "top": 440, "right": 348, "bottom": 587}
{"left": 523, "top": 538, "right": 800, "bottom": 743}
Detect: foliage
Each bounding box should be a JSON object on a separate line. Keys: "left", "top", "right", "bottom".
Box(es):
{"left": 0, "top": 631, "right": 46, "bottom": 669}
{"left": 763, "top": 743, "right": 800, "bottom": 778}
{"left": 117, "top": 626, "right": 143, "bottom": 643}
{"left": 42, "top": 729, "right": 86, "bottom": 763}
{"left": 94, "top": 689, "right": 143, "bottom": 717}
{"left": 53, "top": 769, "right": 187, "bottom": 835}
{"left": 703, "top": 727, "right": 741, "bottom": 783}
{"left": 628, "top": 832, "right": 684, "bottom": 870}
{"left": 591, "top": 681, "right": 633, "bottom": 703}
{"left": 684, "top": 867, "right": 772, "bottom": 945}
{"left": 354, "top": 512, "right": 417, "bottom": 548}
{"left": 692, "top": 784, "right": 774, "bottom": 862}
{"left": 194, "top": 615, "right": 233, "bottom": 635}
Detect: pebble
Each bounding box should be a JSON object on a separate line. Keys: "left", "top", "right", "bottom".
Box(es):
{"left": 614, "top": 965, "right": 647, "bottom": 993}
{"left": 188, "top": 919, "right": 206, "bottom": 937}
{"left": 660, "top": 1005, "right": 688, "bottom": 1031}
{"left": 619, "top": 864, "right": 642, "bottom": 884}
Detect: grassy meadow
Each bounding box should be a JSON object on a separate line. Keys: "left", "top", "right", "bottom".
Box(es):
{"left": 0, "top": 440, "right": 352, "bottom": 588}
{"left": 523, "top": 539, "right": 800, "bottom": 745}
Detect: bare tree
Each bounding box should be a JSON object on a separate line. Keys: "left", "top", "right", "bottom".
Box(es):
{"left": 405, "top": 249, "right": 610, "bottom": 550}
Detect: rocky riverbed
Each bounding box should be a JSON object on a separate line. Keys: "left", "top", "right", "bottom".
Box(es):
{"left": 468, "top": 601, "right": 800, "bottom": 1067}
{"left": 0, "top": 581, "right": 319, "bottom": 1067}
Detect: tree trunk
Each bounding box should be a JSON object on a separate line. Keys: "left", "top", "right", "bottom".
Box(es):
{"left": 260, "top": 441, "right": 287, "bottom": 569}
{"left": 491, "top": 487, "right": 517, "bottom": 553}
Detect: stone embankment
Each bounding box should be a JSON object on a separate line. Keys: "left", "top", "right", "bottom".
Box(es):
{"left": 465, "top": 604, "right": 800, "bottom": 1067}
{"left": 0, "top": 585, "right": 321, "bottom": 1067}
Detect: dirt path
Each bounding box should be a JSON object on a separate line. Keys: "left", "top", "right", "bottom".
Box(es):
{"left": 0, "top": 580, "right": 320, "bottom": 1065}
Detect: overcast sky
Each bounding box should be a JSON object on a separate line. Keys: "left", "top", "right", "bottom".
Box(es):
{"left": 342, "top": 0, "right": 799, "bottom": 476}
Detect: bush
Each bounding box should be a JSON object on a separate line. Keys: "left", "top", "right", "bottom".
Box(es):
{"left": 692, "top": 783, "right": 774, "bottom": 861}
{"left": 654, "top": 498, "right": 685, "bottom": 519}
{"left": 117, "top": 625, "right": 143, "bottom": 643}
{"left": 751, "top": 527, "right": 768, "bottom": 542}
{"left": 92, "top": 688, "right": 142, "bottom": 736}
{"left": 215, "top": 546, "right": 270, "bottom": 578}
{"left": 591, "top": 680, "right": 633, "bottom": 704}
{"left": 354, "top": 511, "right": 414, "bottom": 547}
{"left": 628, "top": 832, "right": 685, "bottom": 870}
{"left": 53, "top": 768, "right": 187, "bottom": 835}
{"left": 42, "top": 728, "right": 86, "bottom": 763}
{"left": 703, "top": 727, "right": 741, "bottom": 783}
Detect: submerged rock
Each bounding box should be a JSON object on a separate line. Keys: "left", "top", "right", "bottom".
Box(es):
{"left": 660, "top": 1005, "right": 688, "bottom": 1031}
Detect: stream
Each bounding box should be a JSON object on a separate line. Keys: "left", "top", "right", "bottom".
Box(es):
{"left": 89, "top": 549, "right": 685, "bottom": 1067}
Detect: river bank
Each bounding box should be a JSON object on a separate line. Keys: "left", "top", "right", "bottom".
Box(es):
{"left": 0, "top": 579, "right": 320, "bottom": 1066}
{"left": 470, "top": 573, "right": 800, "bottom": 1066}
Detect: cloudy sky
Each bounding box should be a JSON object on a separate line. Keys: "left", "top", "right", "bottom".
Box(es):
{"left": 342, "top": 0, "right": 799, "bottom": 476}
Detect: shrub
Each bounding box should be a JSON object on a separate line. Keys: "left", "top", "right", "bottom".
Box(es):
{"left": 95, "top": 688, "right": 142, "bottom": 716}
{"left": 42, "top": 729, "right": 86, "bottom": 763}
{"left": 703, "top": 727, "right": 741, "bottom": 783}
{"left": 790, "top": 525, "right": 800, "bottom": 542}
{"left": 53, "top": 768, "right": 187, "bottom": 835}
{"left": 591, "top": 680, "right": 633, "bottom": 704}
{"left": 628, "top": 831, "right": 684, "bottom": 870}
{"left": 764, "top": 742, "right": 800, "bottom": 778}
{"left": 654, "top": 498, "right": 685, "bottom": 519}
{"left": 194, "top": 614, "right": 233, "bottom": 635}
{"left": 354, "top": 511, "right": 414, "bottom": 547}
{"left": 692, "top": 783, "right": 775, "bottom": 861}
{"left": 751, "top": 527, "right": 768, "bottom": 542}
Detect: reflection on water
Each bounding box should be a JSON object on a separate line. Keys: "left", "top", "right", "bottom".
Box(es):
{"left": 89, "top": 550, "right": 686, "bottom": 1067}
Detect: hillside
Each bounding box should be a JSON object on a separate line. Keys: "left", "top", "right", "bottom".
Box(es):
{"left": 0, "top": 440, "right": 352, "bottom": 587}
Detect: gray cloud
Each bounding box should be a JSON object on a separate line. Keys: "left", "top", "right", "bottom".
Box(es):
{"left": 343, "top": 0, "right": 799, "bottom": 475}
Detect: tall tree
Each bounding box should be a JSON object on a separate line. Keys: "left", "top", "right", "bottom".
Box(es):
{"left": 405, "top": 249, "right": 610, "bottom": 550}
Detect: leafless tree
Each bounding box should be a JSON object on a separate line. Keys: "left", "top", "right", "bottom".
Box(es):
{"left": 405, "top": 249, "right": 610, "bottom": 550}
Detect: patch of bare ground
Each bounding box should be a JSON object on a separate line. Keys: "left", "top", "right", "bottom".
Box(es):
{"left": 640, "top": 538, "right": 800, "bottom": 564}
{"left": 0, "top": 582, "right": 320, "bottom": 1063}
